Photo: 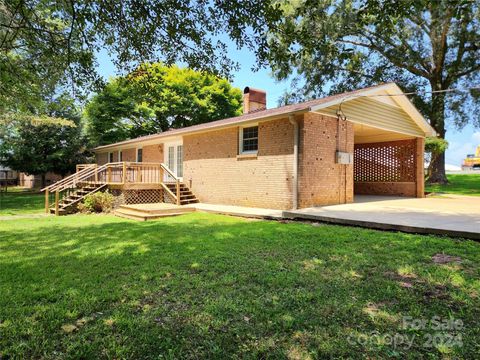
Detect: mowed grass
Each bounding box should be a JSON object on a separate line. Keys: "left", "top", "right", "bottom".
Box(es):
{"left": 0, "top": 213, "right": 479, "bottom": 358}
{"left": 0, "top": 191, "right": 44, "bottom": 215}
{"left": 426, "top": 174, "right": 480, "bottom": 196}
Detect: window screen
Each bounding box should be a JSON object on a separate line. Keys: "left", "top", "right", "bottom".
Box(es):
{"left": 109, "top": 152, "right": 114, "bottom": 163}
{"left": 242, "top": 126, "right": 258, "bottom": 153}
{"left": 137, "top": 148, "right": 143, "bottom": 162}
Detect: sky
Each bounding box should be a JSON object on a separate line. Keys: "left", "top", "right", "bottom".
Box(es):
{"left": 96, "top": 44, "right": 479, "bottom": 168}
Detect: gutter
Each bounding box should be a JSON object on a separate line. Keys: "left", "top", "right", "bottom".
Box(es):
{"left": 93, "top": 109, "right": 310, "bottom": 152}
{"left": 289, "top": 115, "right": 299, "bottom": 210}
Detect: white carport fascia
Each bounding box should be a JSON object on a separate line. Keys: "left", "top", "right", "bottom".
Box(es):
{"left": 309, "top": 83, "right": 437, "bottom": 137}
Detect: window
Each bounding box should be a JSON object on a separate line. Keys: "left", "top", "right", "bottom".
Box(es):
{"left": 240, "top": 126, "right": 258, "bottom": 153}
{"left": 177, "top": 145, "right": 183, "bottom": 177}
{"left": 119, "top": 151, "right": 123, "bottom": 162}
{"left": 168, "top": 146, "right": 174, "bottom": 170}
{"left": 108, "top": 152, "right": 114, "bottom": 163}
{"left": 136, "top": 148, "right": 143, "bottom": 162}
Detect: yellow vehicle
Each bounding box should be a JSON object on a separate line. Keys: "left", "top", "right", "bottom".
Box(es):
{"left": 462, "top": 146, "right": 480, "bottom": 170}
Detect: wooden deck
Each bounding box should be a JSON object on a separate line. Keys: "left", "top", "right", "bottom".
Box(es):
{"left": 114, "top": 203, "right": 196, "bottom": 221}
{"left": 42, "top": 162, "right": 198, "bottom": 215}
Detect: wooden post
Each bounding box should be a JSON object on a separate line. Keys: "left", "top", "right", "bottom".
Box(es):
{"left": 159, "top": 165, "right": 164, "bottom": 184}
{"left": 55, "top": 190, "right": 59, "bottom": 216}
{"left": 107, "top": 166, "right": 112, "bottom": 183}
{"left": 416, "top": 137, "right": 425, "bottom": 198}
{"left": 122, "top": 162, "right": 127, "bottom": 184}
{"left": 94, "top": 164, "right": 98, "bottom": 183}
{"left": 45, "top": 189, "right": 49, "bottom": 213}
{"left": 176, "top": 179, "right": 181, "bottom": 205}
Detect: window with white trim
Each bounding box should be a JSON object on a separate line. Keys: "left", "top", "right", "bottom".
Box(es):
{"left": 108, "top": 152, "right": 114, "bottom": 163}
{"left": 136, "top": 148, "right": 143, "bottom": 162}
{"left": 240, "top": 126, "right": 258, "bottom": 154}
{"left": 119, "top": 151, "right": 123, "bottom": 162}
{"left": 177, "top": 145, "right": 183, "bottom": 177}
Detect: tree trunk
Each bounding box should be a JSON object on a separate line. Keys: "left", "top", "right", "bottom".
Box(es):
{"left": 427, "top": 151, "right": 447, "bottom": 183}
{"left": 426, "top": 85, "right": 448, "bottom": 184}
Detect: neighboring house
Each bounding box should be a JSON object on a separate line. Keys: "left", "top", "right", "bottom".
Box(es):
{"left": 0, "top": 166, "right": 18, "bottom": 186}
{"left": 18, "top": 172, "right": 63, "bottom": 188}
{"left": 89, "top": 82, "right": 435, "bottom": 210}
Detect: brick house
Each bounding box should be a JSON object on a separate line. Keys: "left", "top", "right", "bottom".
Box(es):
{"left": 90, "top": 82, "right": 435, "bottom": 210}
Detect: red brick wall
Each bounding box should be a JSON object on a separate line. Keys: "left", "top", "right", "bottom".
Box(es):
{"left": 96, "top": 152, "right": 108, "bottom": 165}
{"left": 353, "top": 138, "right": 424, "bottom": 197}
{"left": 183, "top": 117, "right": 295, "bottom": 209}
{"left": 121, "top": 148, "right": 136, "bottom": 162}
{"left": 298, "top": 113, "right": 354, "bottom": 208}
{"left": 143, "top": 144, "right": 163, "bottom": 163}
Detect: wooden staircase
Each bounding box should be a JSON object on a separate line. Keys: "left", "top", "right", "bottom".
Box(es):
{"left": 164, "top": 182, "right": 199, "bottom": 205}
{"left": 49, "top": 183, "right": 107, "bottom": 215}
{"left": 43, "top": 162, "right": 199, "bottom": 216}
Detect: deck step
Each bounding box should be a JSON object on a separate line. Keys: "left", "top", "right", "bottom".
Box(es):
{"left": 114, "top": 206, "right": 195, "bottom": 221}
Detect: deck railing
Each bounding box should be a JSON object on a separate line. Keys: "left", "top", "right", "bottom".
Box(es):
{"left": 43, "top": 162, "right": 182, "bottom": 214}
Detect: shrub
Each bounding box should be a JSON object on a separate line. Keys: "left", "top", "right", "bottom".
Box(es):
{"left": 78, "top": 191, "right": 115, "bottom": 213}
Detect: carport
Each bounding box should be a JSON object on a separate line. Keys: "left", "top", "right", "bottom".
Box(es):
{"left": 311, "top": 82, "right": 436, "bottom": 200}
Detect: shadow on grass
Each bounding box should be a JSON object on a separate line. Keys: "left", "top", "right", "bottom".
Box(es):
{"left": 1, "top": 213, "right": 479, "bottom": 358}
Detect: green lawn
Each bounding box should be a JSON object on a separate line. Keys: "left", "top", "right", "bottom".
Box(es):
{"left": 426, "top": 174, "right": 480, "bottom": 196}
{"left": 0, "top": 213, "right": 479, "bottom": 358}
{"left": 0, "top": 191, "right": 44, "bottom": 215}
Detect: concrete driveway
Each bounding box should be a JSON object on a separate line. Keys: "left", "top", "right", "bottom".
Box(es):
{"left": 284, "top": 195, "right": 480, "bottom": 240}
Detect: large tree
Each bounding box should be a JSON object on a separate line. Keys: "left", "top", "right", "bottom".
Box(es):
{"left": 0, "top": 94, "right": 88, "bottom": 186}
{"left": 0, "top": 0, "right": 281, "bottom": 110}
{"left": 259, "top": 0, "right": 480, "bottom": 183}
{"left": 85, "top": 63, "right": 243, "bottom": 146}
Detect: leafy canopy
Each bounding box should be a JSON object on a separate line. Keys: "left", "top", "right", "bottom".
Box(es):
{"left": 0, "top": 0, "right": 281, "bottom": 110}
{"left": 260, "top": 0, "right": 479, "bottom": 182}
{"left": 85, "top": 63, "right": 243, "bottom": 146}
{"left": 0, "top": 94, "right": 89, "bottom": 179}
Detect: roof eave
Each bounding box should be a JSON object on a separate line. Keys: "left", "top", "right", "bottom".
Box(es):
{"left": 93, "top": 108, "right": 310, "bottom": 152}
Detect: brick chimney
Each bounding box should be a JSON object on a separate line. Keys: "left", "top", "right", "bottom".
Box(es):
{"left": 243, "top": 87, "right": 266, "bottom": 114}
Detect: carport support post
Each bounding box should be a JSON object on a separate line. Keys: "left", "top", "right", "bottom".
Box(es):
{"left": 416, "top": 138, "right": 425, "bottom": 198}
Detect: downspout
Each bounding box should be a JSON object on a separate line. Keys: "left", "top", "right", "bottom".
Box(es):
{"left": 289, "top": 115, "right": 299, "bottom": 210}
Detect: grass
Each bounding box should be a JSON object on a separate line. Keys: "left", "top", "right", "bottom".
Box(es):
{"left": 0, "top": 191, "right": 44, "bottom": 215}
{"left": 426, "top": 174, "right": 480, "bottom": 196}
{"left": 1, "top": 213, "right": 479, "bottom": 358}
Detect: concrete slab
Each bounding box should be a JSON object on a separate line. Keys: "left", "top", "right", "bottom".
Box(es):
{"left": 193, "top": 203, "right": 283, "bottom": 219}
{"left": 284, "top": 195, "right": 480, "bottom": 240}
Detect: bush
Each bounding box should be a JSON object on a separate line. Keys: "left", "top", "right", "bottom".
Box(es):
{"left": 78, "top": 191, "right": 115, "bottom": 213}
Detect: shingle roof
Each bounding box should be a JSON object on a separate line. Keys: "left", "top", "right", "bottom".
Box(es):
{"left": 94, "top": 83, "right": 394, "bottom": 151}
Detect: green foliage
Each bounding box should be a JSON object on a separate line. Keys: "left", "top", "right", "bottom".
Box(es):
{"left": 1, "top": 213, "right": 479, "bottom": 357}
{"left": 0, "top": 95, "right": 89, "bottom": 182}
{"left": 0, "top": 1, "right": 281, "bottom": 111}
{"left": 425, "top": 137, "right": 449, "bottom": 155}
{"left": 78, "top": 191, "right": 115, "bottom": 213}
{"left": 261, "top": 0, "right": 480, "bottom": 182}
{"left": 85, "top": 64, "right": 243, "bottom": 146}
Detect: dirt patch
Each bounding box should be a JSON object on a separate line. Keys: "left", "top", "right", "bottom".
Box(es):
{"left": 432, "top": 253, "right": 462, "bottom": 264}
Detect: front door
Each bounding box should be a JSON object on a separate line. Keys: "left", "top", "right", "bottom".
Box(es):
{"left": 164, "top": 142, "right": 183, "bottom": 181}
